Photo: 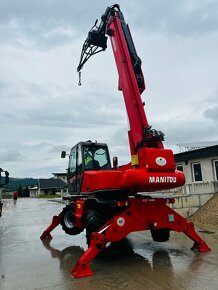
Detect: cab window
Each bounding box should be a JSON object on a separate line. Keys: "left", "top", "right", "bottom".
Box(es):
{"left": 94, "top": 148, "right": 109, "bottom": 168}
{"left": 83, "top": 145, "right": 111, "bottom": 170}
{"left": 77, "top": 145, "right": 83, "bottom": 172}
{"left": 68, "top": 147, "right": 77, "bottom": 174}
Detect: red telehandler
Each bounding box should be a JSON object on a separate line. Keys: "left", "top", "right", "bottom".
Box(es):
{"left": 41, "top": 4, "right": 210, "bottom": 278}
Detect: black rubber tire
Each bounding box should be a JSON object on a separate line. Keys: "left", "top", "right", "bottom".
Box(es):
{"left": 85, "top": 209, "right": 106, "bottom": 246}
{"left": 0, "top": 202, "right": 3, "bottom": 217}
{"left": 150, "top": 228, "right": 170, "bottom": 242}
{"left": 60, "top": 205, "right": 83, "bottom": 235}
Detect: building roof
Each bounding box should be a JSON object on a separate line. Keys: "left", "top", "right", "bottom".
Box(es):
{"left": 39, "top": 178, "right": 67, "bottom": 189}
{"left": 174, "top": 145, "right": 218, "bottom": 162}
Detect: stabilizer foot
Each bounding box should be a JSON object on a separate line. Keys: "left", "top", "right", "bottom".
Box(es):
{"left": 72, "top": 261, "right": 94, "bottom": 278}
{"left": 183, "top": 221, "right": 211, "bottom": 252}
{"left": 40, "top": 231, "right": 53, "bottom": 240}
{"left": 191, "top": 241, "right": 211, "bottom": 252}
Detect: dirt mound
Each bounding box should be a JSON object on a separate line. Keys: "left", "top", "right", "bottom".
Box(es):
{"left": 191, "top": 193, "right": 218, "bottom": 227}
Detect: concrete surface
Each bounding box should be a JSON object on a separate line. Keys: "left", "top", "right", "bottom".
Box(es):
{"left": 0, "top": 198, "right": 218, "bottom": 290}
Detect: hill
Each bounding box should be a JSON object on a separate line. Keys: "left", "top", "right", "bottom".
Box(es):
{"left": 3, "top": 178, "right": 38, "bottom": 190}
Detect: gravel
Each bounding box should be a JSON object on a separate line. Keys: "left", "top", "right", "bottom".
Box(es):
{"left": 190, "top": 193, "right": 218, "bottom": 228}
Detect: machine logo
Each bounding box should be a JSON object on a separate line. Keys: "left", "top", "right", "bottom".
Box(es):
{"left": 149, "top": 176, "right": 177, "bottom": 183}
{"left": 117, "top": 217, "right": 125, "bottom": 227}
{"left": 155, "top": 157, "right": 167, "bottom": 166}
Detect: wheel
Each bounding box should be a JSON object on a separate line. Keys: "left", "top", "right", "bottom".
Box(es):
{"left": 60, "top": 205, "right": 83, "bottom": 235}
{"left": 150, "top": 228, "right": 170, "bottom": 242}
{"left": 0, "top": 202, "right": 2, "bottom": 217}
{"left": 85, "top": 209, "right": 106, "bottom": 246}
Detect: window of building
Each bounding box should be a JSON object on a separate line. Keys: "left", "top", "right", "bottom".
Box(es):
{"left": 192, "top": 162, "right": 202, "bottom": 182}
{"left": 176, "top": 165, "right": 183, "bottom": 172}
{"left": 213, "top": 160, "right": 218, "bottom": 181}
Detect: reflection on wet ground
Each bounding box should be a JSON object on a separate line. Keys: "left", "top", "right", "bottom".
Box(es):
{"left": 42, "top": 235, "right": 218, "bottom": 290}
{"left": 42, "top": 237, "right": 176, "bottom": 289}
{"left": 1, "top": 198, "right": 218, "bottom": 290}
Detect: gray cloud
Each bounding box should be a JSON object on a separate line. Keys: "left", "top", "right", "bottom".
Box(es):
{"left": 127, "top": 0, "right": 218, "bottom": 36}
{"left": 0, "top": 80, "right": 125, "bottom": 128}
{"left": 0, "top": 1, "right": 112, "bottom": 49}
{"left": 202, "top": 92, "right": 218, "bottom": 122}
{"left": 1, "top": 1, "right": 217, "bottom": 51}
{"left": 1, "top": 0, "right": 218, "bottom": 177}
{"left": 204, "top": 106, "right": 218, "bottom": 122}
{"left": 151, "top": 106, "right": 218, "bottom": 149}
{"left": 0, "top": 149, "right": 23, "bottom": 162}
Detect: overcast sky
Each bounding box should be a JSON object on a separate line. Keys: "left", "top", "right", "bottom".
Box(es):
{"left": 1, "top": 0, "right": 218, "bottom": 178}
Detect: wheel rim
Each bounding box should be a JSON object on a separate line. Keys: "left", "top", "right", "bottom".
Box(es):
{"left": 64, "top": 211, "right": 75, "bottom": 228}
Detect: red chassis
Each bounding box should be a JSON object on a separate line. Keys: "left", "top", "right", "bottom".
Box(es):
{"left": 41, "top": 196, "right": 211, "bottom": 278}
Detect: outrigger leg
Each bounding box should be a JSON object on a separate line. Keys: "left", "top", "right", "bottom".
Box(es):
{"left": 40, "top": 213, "right": 61, "bottom": 240}
{"left": 184, "top": 221, "right": 211, "bottom": 252}
{"left": 72, "top": 231, "right": 107, "bottom": 278}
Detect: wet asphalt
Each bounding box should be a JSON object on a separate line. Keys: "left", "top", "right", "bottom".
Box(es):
{"left": 0, "top": 198, "right": 218, "bottom": 290}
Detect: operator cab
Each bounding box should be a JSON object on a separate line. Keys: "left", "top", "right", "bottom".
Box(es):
{"left": 62, "top": 141, "right": 111, "bottom": 195}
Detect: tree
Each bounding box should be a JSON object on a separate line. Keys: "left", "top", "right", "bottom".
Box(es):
{"left": 17, "top": 184, "right": 23, "bottom": 197}
{"left": 23, "top": 186, "right": 30, "bottom": 197}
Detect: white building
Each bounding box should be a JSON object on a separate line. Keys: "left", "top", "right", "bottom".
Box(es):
{"left": 175, "top": 144, "right": 218, "bottom": 184}
{"left": 52, "top": 172, "right": 67, "bottom": 183}
{"left": 172, "top": 144, "right": 218, "bottom": 216}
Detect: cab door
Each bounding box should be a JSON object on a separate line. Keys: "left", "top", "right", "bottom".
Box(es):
{"left": 67, "top": 144, "right": 83, "bottom": 195}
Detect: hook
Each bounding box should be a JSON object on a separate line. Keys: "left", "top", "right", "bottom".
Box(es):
{"left": 78, "top": 71, "right": 82, "bottom": 86}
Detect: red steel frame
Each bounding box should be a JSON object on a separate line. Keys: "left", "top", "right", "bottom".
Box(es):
{"left": 40, "top": 197, "right": 211, "bottom": 278}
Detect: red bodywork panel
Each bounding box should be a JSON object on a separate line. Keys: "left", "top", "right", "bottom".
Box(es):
{"left": 81, "top": 169, "right": 185, "bottom": 193}
{"left": 81, "top": 147, "right": 185, "bottom": 193}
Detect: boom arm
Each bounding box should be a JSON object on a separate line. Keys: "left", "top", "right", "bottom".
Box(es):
{"left": 77, "top": 4, "right": 164, "bottom": 155}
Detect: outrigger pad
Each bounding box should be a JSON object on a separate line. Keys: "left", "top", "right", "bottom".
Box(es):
{"left": 40, "top": 231, "right": 53, "bottom": 240}
{"left": 183, "top": 221, "right": 211, "bottom": 253}
{"left": 191, "top": 241, "right": 211, "bottom": 252}
{"left": 72, "top": 261, "right": 94, "bottom": 278}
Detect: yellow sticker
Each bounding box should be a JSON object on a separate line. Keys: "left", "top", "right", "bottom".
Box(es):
{"left": 131, "top": 154, "right": 139, "bottom": 166}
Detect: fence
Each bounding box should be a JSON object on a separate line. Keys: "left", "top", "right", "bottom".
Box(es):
{"left": 166, "top": 181, "right": 218, "bottom": 217}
